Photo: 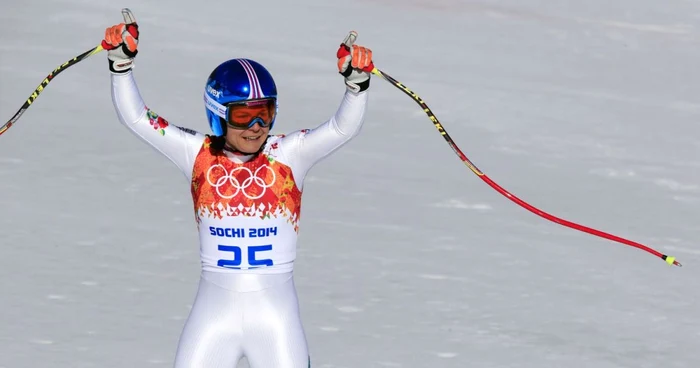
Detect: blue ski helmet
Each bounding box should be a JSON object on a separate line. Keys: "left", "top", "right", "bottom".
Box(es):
{"left": 203, "top": 58, "right": 278, "bottom": 136}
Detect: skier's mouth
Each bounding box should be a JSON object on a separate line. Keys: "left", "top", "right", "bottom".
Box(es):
{"left": 243, "top": 135, "right": 261, "bottom": 141}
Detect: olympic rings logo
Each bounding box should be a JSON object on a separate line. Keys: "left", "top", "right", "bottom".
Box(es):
{"left": 206, "top": 164, "right": 276, "bottom": 200}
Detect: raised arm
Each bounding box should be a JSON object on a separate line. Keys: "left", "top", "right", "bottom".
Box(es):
{"left": 291, "top": 89, "right": 368, "bottom": 168}
{"left": 280, "top": 32, "right": 374, "bottom": 185}
{"left": 104, "top": 9, "right": 205, "bottom": 181}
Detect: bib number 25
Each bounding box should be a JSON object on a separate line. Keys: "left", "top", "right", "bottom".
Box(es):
{"left": 217, "top": 244, "right": 273, "bottom": 269}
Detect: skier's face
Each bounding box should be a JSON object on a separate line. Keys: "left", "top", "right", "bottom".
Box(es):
{"left": 225, "top": 104, "right": 271, "bottom": 153}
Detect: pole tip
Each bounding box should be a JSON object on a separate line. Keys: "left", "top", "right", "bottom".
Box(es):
{"left": 665, "top": 255, "right": 682, "bottom": 267}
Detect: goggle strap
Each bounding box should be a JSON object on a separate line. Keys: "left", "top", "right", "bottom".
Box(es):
{"left": 203, "top": 92, "right": 227, "bottom": 119}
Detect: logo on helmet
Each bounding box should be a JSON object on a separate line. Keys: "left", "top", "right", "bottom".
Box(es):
{"left": 207, "top": 85, "right": 223, "bottom": 99}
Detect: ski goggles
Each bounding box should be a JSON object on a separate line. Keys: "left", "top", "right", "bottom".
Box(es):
{"left": 225, "top": 98, "right": 276, "bottom": 130}
{"left": 204, "top": 92, "right": 276, "bottom": 130}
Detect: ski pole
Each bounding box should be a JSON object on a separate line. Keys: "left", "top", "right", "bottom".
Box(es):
{"left": 0, "top": 45, "right": 104, "bottom": 137}
{"left": 344, "top": 32, "right": 681, "bottom": 267}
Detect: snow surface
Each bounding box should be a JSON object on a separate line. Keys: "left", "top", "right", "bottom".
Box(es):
{"left": 1, "top": 0, "right": 699, "bottom": 367}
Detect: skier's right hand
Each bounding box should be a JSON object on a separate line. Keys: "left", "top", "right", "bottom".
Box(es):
{"left": 102, "top": 8, "right": 139, "bottom": 74}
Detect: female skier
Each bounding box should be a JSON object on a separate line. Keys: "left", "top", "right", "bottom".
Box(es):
{"left": 103, "top": 9, "right": 374, "bottom": 368}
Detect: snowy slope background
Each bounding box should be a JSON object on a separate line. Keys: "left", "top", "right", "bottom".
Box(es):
{"left": 1, "top": 0, "right": 699, "bottom": 367}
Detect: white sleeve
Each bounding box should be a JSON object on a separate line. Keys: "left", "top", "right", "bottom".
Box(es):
{"left": 111, "top": 71, "right": 206, "bottom": 181}
{"left": 279, "top": 89, "right": 368, "bottom": 187}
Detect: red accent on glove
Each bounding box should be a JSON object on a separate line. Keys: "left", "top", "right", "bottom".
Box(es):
{"left": 337, "top": 44, "right": 374, "bottom": 72}
{"left": 337, "top": 44, "right": 351, "bottom": 59}
{"left": 125, "top": 24, "right": 139, "bottom": 39}
{"left": 102, "top": 23, "right": 139, "bottom": 52}
{"left": 101, "top": 39, "right": 117, "bottom": 51}
{"left": 360, "top": 60, "right": 375, "bottom": 72}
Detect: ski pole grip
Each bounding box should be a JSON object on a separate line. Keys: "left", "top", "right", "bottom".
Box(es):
{"left": 122, "top": 8, "right": 137, "bottom": 25}
{"left": 343, "top": 31, "right": 358, "bottom": 48}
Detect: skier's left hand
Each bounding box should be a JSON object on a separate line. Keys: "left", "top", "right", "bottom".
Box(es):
{"left": 337, "top": 31, "right": 374, "bottom": 93}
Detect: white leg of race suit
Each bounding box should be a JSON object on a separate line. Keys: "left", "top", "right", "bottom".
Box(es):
{"left": 173, "top": 271, "right": 309, "bottom": 367}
